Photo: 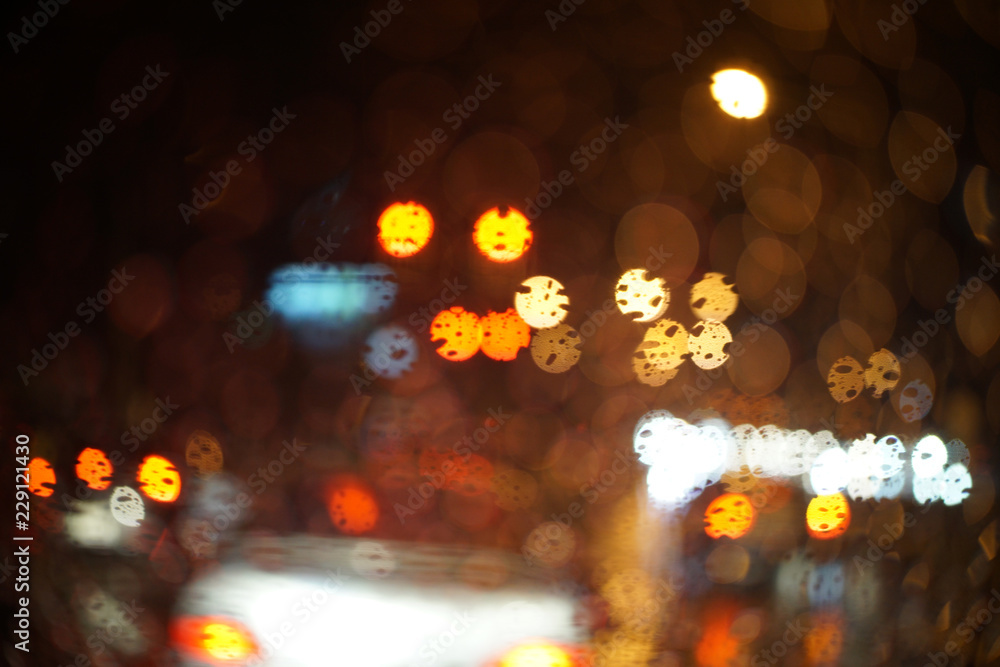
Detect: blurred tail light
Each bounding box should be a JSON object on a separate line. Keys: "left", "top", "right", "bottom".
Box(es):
{"left": 171, "top": 615, "right": 258, "bottom": 664}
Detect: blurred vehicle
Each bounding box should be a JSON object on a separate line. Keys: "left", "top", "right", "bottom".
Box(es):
{"left": 171, "top": 534, "right": 590, "bottom": 666}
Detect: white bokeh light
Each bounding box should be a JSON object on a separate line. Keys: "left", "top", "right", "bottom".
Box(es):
{"left": 809, "top": 447, "right": 850, "bottom": 495}
{"left": 515, "top": 276, "right": 570, "bottom": 329}
{"left": 710, "top": 69, "right": 768, "bottom": 119}
{"left": 912, "top": 435, "right": 947, "bottom": 478}
{"left": 940, "top": 463, "right": 972, "bottom": 506}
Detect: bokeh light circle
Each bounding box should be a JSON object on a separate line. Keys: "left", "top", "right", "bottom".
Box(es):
{"left": 377, "top": 202, "right": 434, "bottom": 258}
{"left": 473, "top": 207, "right": 533, "bottom": 262}
{"left": 711, "top": 69, "right": 768, "bottom": 119}
{"left": 704, "top": 493, "right": 757, "bottom": 539}
{"left": 430, "top": 307, "right": 482, "bottom": 361}
{"left": 806, "top": 493, "right": 851, "bottom": 539}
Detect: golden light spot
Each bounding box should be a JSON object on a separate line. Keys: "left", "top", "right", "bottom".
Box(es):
{"left": 864, "top": 349, "right": 901, "bottom": 398}
{"left": 632, "top": 319, "right": 688, "bottom": 386}
{"left": 515, "top": 276, "right": 570, "bottom": 329}
{"left": 616, "top": 268, "right": 669, "bottom": 322}
{"left": 185, "top": 430, "right": 224, "bottom": 478}
{"left": 704, "top": 493, "right": 756, "bottom": 539}
{"left": 530, "top": 324, "right": 582, "bottom": 373}
{"left": 806, "top": 493, "right": 851, "bottom": 539}
{"left": 500, "top": 643, "right": 573, "bottom": 667}
{"left": 430, "top": 306, "right": 482, "bottom": 361}
{"left": 688, "top": 320, "right": 732, "bottom": 370}
{"left": 479, "top": 308, "right": 531, "bottom": 361}
{"left": 377, "top": 202, "right": 434, "bottom": 258}
{"left": 137, "top": 455, "right": 182, "bottom": 503}
{"left": 473, "top": 206, "right": 533, "bottom": 262}
{"left": 711, "top": 69, "right": 768, "bottom": 119}
{"left": 690, "top": 272, "right": 739, "bottom": 321}
{"left": 326, "top": 476, "right": 379, "bottom": 535}
{"left": 27, "top": 457, "right": 56, "bottom": 497}
{"left": 76, "top": 448, "right": 113, "bottom": 491}
{"left": 827, "top": 356, "right": 865, "bottom": 403}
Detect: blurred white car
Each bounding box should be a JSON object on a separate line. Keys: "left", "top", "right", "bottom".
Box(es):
{"left": 171, "top": 534, "right": 590, "bottom": 667}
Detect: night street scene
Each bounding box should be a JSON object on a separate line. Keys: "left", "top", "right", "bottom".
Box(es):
{"left": 3, "top": 0, "right": 1000, "bottom": 665}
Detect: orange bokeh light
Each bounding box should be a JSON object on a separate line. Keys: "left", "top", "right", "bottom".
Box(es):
{"left": 377, "top": 202, "right": 434, "bottom": 258}
{"left": 805, "top": 493, "right": 851, "bottom": 539}
{"left": 327, "top": 476, "right": 379, "bottom": 535}
{"left": 694, "top": 602, "right": 740, "bottom": 667}
{"left": 479, "top": 308, "right": 531, "bottom": 361}
{"left": 137, "top": 454, "right": 182, "bottom": 503}
{"left": 76, "top": 447, "right": 114, "bottom": 491}
{"left": 431, "top": 306, "right": 482, "bottom": 361}
{"left": 27, "top": 457, "right": 56, "bottom": 497}
{"left": 704, "top": 493, "right": 756, "bottom": 539}
{"left": 473, "top": 206, "right": 533, "bottom": 262}
{"left": 172, "top": 616, "right": 257, "bottom": 663}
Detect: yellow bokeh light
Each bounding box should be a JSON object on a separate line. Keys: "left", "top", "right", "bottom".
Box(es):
{"left": 200, "top": 621, "right": 256, "bottom": 662}
{"left": 377, "top": 202, "right": 435, "bottom": 258}
{"left": 473, "top": 206, "right": 533, "bottom": 262}
{"left": 711, "top": 69, "right": 768, "bottom": 119}
{"left": 137, "top": 454, "right": 182, "bottom": 503}
{"left": 500, "top": 643, "right": 573, "bottom": 667}
{"left": 704, "top": 492, "right": 756, "bottom": 539}
{"left": 805, "top": 493, "right": 851, "bottom": 539}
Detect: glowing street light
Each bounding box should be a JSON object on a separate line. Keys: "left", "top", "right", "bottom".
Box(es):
{"left": 711, "top": 69, "right": 768, "bottom": 118}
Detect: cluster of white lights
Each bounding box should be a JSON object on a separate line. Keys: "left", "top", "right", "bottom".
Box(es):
{"left": 633, "top": 411, "right": 973, "bottom": 509}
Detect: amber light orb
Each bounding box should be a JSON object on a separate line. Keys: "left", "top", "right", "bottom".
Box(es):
{"left": 76, "top": 447, "right": 114, "bottom": 491}
{"left": 473, "top": 206, "right": 533, "bottom": 262}
{"left": 326, "top": 476, "right": 379, "bottom": 535}
{"left": 805, "top": 493, "right": 851, "bottom": 539}
{"left": 704, "top": 493, "right": 756, "bottom": 539}
{"left": 27, "top": 457, "right": 56, "bottom": 497}
{"left": 430, "top": 306, "right": 482, "bottom": 361}
{"left": 479, "top": 308, "right": 531, "bottom": 361}
{"left": 137, "top": 454, "right": 182, "bottom": 503}
{"left": 377, "top": 202, "right": 435, "bottom": 258}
